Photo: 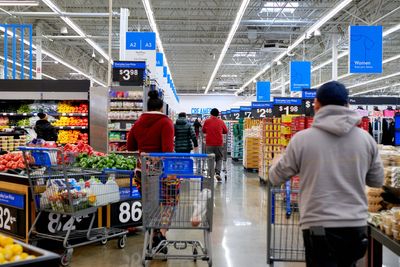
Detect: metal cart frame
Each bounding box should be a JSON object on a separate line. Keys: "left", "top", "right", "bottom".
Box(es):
{"left": 141, "top": 153, "right": 215, "bottom": 267}
{"left": 266, "top": 181, "right": 305, "bottom": 266}
{"left": 20, "top": 147, "right": 128, "bottom": 266}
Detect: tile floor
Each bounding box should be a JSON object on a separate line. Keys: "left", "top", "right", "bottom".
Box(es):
{"left": 68, "top": 159, "right": 397, "bottom": 267}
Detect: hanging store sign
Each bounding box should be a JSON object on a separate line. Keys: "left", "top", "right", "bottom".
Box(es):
{"left": 112, "top": 61, "right": 146, "bottom": 86}
{"left": 126, "top": 32, "right": 156, "bottom": 50}
{"left": 290, "top": 61, "right": 311, "bottom": 92}
{"left": 273, "top": 98, "right": 303, "bottom": 116}
{"left": 230, "top": 109, "right": 240, "bottom": 120}
{"left": 191, "top": 108, "right": 211, "bottom": 115}
{"left": 163, "top": 66, "right": 167, "bottom": 78}
{"left": 302, "top": 89, "right": 317, "bottom": 116}
{"left": 156, "top": 53, "right": 164, "bottom": 67}
{"left": 256, "top": 81, "right": 271, "bottom": 102}
{"left": 221, "top": 111, "right": 229, "bottom": 120}
{"left": 349, "top": 25, "right": 383, "bottom": 74}
{"left": 251, "top": 102, "right": 273, "bottom": 119}
{"left": 239, "top": 106, "right": 252, "bottom": 119}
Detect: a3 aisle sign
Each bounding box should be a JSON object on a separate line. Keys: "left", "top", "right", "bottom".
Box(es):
{"left": 251, "top": 102, "right": 273, "bottom": 119}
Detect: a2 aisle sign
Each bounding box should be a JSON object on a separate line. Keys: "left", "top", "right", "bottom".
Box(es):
{"left": 251, "top": 102, "right": 273, "bottom": 119}
{"left": 126, "top": 32, "right": 156, "bottom": 50}
{"left": 273, "top": 98, "right": 303, "bottom": 116}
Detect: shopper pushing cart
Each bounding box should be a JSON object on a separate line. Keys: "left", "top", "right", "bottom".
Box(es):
{"left": 141, "top": 153, "right": 215, "bottom": 267}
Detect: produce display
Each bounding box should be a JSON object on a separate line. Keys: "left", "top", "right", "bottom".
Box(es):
{"left": 57, "top": 102, "right": 88, "bottom": 113}
{"left": 0, "top": 234, "right": 37, "bottom": 264}
{"left": 75, "top": 153, "right": 136, "bottom": 170}
{"left": 57, "top": 130, "right": 88, "bottom": 144}
{"left": 53, "top": 117, "right": 88, "bottom": 127}
{"left": 0, "top": 136, "right": 27, "bottom": 152}
{"left": 63, "top": 142, "right": 104, "bottom": 156}
{"left": 0, "top": 151, "right": 25, "bottom": 172}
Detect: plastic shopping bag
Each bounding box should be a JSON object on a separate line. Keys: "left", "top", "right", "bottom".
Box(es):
{"left": 191, "top": 189, "right": 211, "bottom": 227}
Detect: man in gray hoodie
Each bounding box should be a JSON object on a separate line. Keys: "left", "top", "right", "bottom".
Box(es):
{"left": 269, "top": 81, "right": 384, "bottom": 267}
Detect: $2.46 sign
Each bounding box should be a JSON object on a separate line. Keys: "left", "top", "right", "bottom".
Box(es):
{"left": 251, "top": 102, "right": 273, "bottom": 119}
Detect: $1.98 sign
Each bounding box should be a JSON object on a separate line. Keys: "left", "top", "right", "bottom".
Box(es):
{"left": 251, "top": 102, "right": 273, "bottom": 119}
{"left": 273, "top": 98, "right": 303, "bottom": 116}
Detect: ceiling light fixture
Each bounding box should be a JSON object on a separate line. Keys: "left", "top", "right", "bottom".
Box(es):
{"left": 91, "top": 50, "right": 96, "bottom": 58}
{"left": 142, "top": 0, "right": 177, "bottom": 94}
{"left": 99, "top": 58, "right": 104, "bottom": 64}
{"left": 314, "top": 29, "right": 321, "bottom": 36}
{"left": 0, "top": 1, "right": 38, "bottom": 6}
{"left": 42, "top": 0, "right": 110, "bottom": 61}
{"left": 235, "top": 0, "right": 353, "bottom": 95}
{"left": 204, "top": 0, "right": 251, "bottom": 94}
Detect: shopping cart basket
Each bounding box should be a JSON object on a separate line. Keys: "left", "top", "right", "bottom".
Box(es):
{"left": 141, "top": 153, "right": 215, "bottom": 267}
{"left": 266, "top": 180, "right": 305, "bottom": 266}
{"left": 19, "top": 147, "right": 128, "bottom": 266}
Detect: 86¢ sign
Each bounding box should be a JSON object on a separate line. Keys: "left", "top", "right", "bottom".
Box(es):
{"left": 111, "top": 199, "right": 142, "bottom": 227}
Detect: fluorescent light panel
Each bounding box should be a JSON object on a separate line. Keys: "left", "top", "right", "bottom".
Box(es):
{"left": 236, "top": 0, "right": 353, "bottom": 95}
{"left": 0, "top": 1, "right": 38, "bottom": 6}
{"left": 351, "top": 82, "right": 400, "bottom": 96}
{"left": 205, "top": 0, "right": 251, "bottom": 94}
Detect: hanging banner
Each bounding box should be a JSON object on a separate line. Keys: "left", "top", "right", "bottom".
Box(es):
{"left": 290, "top": 61, "right": 311, "bottom": 92}
{"left": 126, "top": 32, "right": 156, "bottom": 50}
{"left": 239, "top": 106, "right": 252, "bottom": 119}
{"left": 349, "top": 25, "right": 383, "bottom": 74}
{"left": 251, "top": 102, "right": 273, "bottom": 119}
{"left": 256, "top": 81, "right": 271, "bottom": 102}
{"left": 156, "top": 53, "right": 164, "bottom": 67}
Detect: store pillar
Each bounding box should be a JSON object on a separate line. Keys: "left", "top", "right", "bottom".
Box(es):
{"left": 332, "top": 34, "right": 339, "bottom": 80}
{"left": 36, "top": 26, "right": 42, "bottom": 80}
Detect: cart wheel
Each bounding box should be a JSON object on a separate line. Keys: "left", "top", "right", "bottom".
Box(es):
{"left": 118, "top": 235, "right": 127, "bottom": 249}
{"left": 100, "top": 238, "right": 108, "bottom": 245}
{"left": 60, "top": 248, "right": 73, "bottom": 266}
{"left": 193, "top": 248, "right": 198, "bottom": 262}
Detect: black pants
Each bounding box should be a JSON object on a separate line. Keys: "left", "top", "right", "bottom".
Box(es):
{"left": 302, "top": 226, "right": 368, "bottom": 267}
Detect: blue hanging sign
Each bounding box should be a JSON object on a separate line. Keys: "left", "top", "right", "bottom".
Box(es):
{"left": 302, "top": 89, "right": 317, "bottom": 99}
{"left": 251, "top": 102, "right": 273, "bottom": 108}
{"left": 0, "top": 191, "right": 24, "bottom": 209}
{"left": 274, "top": 98, "right": 302, "bottom": 105}
{"left": 163, "top": 66, "right": 167, "bottom": 78}
{"left": 156, "top": 53, "right": 163, "bottom": 67}
{"left": 113, "top": 61, "right": 146, "bottom": 69}
{"left": 349, "top": 25, "right": 383, "bottom": 74}
{"left": 290, "top": 61, "right": 311, "bottom": 92}
{"left": 251, "top": 102, "right": 273, "bottom": 118}
{"left": 126, "top": 32, "right": 156, "bottom": 50}
{"left": 167, "top": 74, "right": 171, "bottom": 84}
{"left": 256, "top": 81, "right": 271, "bottom": 101}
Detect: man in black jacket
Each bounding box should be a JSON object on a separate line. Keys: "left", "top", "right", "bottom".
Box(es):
{"left": 34, "top": 113, "right": 58, "bottom": 141}
{"left": 174, "top": 113, "right": 198, "bottom": 153}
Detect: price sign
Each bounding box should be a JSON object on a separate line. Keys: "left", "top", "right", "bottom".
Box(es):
{"left": 302, "top": 89, "right": 317, "bottom": 116}
{"left": 0, "top": 192, "right": 26, "bottom": 238}
{"left": 251, "top": 102, "right": 273, "bottom": 119}
{"left": 230, "top": 109, "right": 240, "bottom": 120}
{"left": 36, "top": 212, "right": 97, "bottom": 234}
{"left": 221, "top": 111, "right": 228, "bottom": 120}
{"left": 110, "top": 199, "right": 142, "bottom": 228}
{"left": 273, "top": 98, "right": 303, "bottom": 116}
{"left": 239, "top": 106, "right": 252, "bottom": 119}
{"left": 112, "top": 61, "right": 146, "bottom": 86}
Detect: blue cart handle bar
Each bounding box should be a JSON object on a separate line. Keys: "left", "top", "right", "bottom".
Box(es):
{"left": 146, "top": 152, "right": 211, "bottom": 158}
{"left": 18, "top": 146, "right": 60, "bottom": 151}
{"left": 102, "top": 169, "right": 135, "bottom": 174}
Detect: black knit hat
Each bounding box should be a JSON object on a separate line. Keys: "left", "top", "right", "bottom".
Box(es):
{"left": 316, "top": 81, "right": 349, "bottom": 106}
{"left": 210, "top": 108, "right": 219, "bottom": 116}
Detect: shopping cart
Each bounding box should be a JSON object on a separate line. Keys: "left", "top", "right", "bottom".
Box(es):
{"left": 19, "top": 147, "right": 128, "bottom": 266}
{"left": 141, "top": 153, "right": 215, "bottom": 267}
{"left": 221, "top": 134, "right": 228, "bottom": 181}
{"left": 266, "top": 180, "right": 305, "bottom": 266}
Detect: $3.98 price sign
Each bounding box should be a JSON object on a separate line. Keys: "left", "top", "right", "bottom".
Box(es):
{"left": 112, "top": 61, "right": 145, "bottom": 85}
{"left": 251, "top": 102, "right": 273, "bottom": 119}
{"left": 119, "top": 69, "right": 139, "bottom": 81}
{"left": 111, "top": 199, "right": 142, "bottom": 227}
{"left": 273, "top": 98, "right": 303, "bottom": 116}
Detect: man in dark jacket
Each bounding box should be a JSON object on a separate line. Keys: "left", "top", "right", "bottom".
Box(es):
{"left": 34, "top": 113, "right": 58, "bottom": 141}
{"left": 174, "top": 113, "right": 198, "bottom": 153}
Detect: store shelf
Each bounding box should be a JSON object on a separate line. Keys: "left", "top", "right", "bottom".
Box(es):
{"left": 108, "top": 129, "right": 130, "bottom": 131}
{"left": 0, "top": 112, "right": 88, "bottom": 117}
{"left": 109, "top": 118, "right": 137, "bottom": 121}
{"left": 110, "top": 98, "right": 143, "bottom": 102}
{"left": 55, "top": 126, "right": 88, "bottom": 130}
{"left": 109, "top": 108, "right": 142, "bottom": 111}
{"left": 109, "top": 140, "right": 127, "bottom": 143}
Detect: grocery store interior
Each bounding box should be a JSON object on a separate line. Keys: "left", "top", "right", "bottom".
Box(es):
{"left": 0, "top": 0, "right": 399, "bottom": 266}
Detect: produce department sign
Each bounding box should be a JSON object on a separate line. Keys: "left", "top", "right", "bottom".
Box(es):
{"left": 349, "top": 25, "right": 383, "bottom": 74}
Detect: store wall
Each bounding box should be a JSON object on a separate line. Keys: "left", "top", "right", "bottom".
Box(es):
{"left": 177, "top": 95, "right": 251, "bottom": 114}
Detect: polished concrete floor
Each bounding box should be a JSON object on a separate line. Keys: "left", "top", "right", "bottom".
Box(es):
{"left": 71, "top": 159, "right": 304, "bottom": 267}
{"left": 68, "top": 160, "right": 399, "bottom": 267}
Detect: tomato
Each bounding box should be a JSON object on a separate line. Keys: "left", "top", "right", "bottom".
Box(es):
{"left": 18, "top": 163, "right": 25, "bottom": 169}
{"left": 0, "top": 165, "right": 5, "bottom": 171}
{"left": 4, "top": 155, "right": 11, "bottom": 161}
{"left": 6, "top": 162, "right": 12, "bottom": 168}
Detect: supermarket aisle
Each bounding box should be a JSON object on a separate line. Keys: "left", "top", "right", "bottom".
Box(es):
{"left": 71, "top": 159, "right": 304, "bottom": 267}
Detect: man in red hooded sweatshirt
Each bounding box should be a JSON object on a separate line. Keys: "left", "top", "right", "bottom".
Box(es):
{"left": 203, "top": 108, "right": 228, "bottom": 182}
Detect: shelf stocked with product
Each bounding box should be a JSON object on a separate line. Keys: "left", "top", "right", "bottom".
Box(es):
{"left": 243, "top": 118, "right": 261, "bottom": 171}
{"left": 0, "top": 80, "right": 90, "bottom": 151}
